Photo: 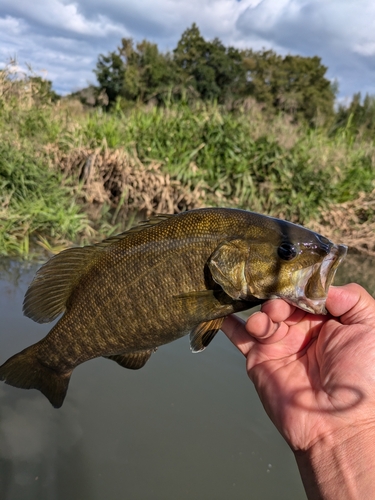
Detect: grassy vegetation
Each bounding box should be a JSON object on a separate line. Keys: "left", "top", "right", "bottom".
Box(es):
{"left": 1, "top": 70, "right": 375, "bottom": 258}
{"left": 0, "top": 142, "right": 91, "bottom": 257}
{"left": 80, "top": 101, "right": 375, "bottom": 222}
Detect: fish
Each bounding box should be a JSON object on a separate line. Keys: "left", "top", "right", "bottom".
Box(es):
{"left": 0, "top": 208, "right": 347, "bottom": 408}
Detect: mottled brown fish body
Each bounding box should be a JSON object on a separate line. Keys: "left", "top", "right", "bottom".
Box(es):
{"left": 35, "top": 209, "right": 270, "bottom": 369}
{"left": 0, "top": 208, "right": 347, "bottom": 407}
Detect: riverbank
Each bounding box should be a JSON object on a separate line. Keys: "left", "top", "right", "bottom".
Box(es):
{"left": 1, "top": 92, "right": 374, "bottom": 258}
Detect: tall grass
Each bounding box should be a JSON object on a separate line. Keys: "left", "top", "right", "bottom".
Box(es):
{"left": 0, "top": 142, "right": 90, "bottom": 257}
{"left": 79, "top": 102, "right": 375, "bottom": 222}
{"left": 1, "top": 70, "right": 375, "bottom": 257}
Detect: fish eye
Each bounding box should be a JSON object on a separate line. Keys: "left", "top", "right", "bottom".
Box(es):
{"left": 277, "top": 242, "right": 297, "bottom": 261}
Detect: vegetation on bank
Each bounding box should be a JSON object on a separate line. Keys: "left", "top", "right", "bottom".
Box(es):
{"left": 94, "top": 24, "right": 336, "bottom": 127}
{"left": 1, "top": 40, "right": 375, "bottom": 258}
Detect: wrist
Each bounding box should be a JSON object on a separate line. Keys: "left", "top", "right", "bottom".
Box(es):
{"left": 295, "top": 422, "right": 375, "bottom": 500}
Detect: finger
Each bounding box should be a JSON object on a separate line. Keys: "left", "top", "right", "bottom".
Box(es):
{"left": 246, "top": 311, "right": 288, "bottom": 343}
{"left": 247, "top": 300, "right": 308, "bottom": 343}
{"left": 221, "top": 315, "right": 256, "bottom": 356}
{"left": 327, "top": 284, "right": 375, "bottom": 324}
{"left": 260, "top": 299, "right": 296, "bottom": 323}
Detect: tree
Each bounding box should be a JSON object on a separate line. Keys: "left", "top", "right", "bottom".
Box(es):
{"left": 241, "top": 49, "right": 335, "bottom": 124}
{"left": 173, "top": 24, "right": 246, "bottom": 102}
{"left": 95, "top": 51, "right": 125, "bottom": 105}
{"left": 29, "top": 77, "right": 60, "bottom": 104}
{"left": 120, "top": 38, "right": 177, "bottom": 102}
{"left": 95, "top": 39, "right": 176, "bottom": 107}
{"left": 94, "top": 24, "right": 336, "bottom": 123}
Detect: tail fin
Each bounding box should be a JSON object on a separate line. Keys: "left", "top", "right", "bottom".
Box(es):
{"left": 0, "top": 344, "right": 71, "bottom": 408}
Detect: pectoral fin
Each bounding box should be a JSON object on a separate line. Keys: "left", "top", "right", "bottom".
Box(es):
{"left": 190, "top": 317, "right": 225, "bottom": 353}
{"left": 104, "top": 349, "right": 155, "bottom": 370}
{"left": 208, "top": 240, "right": 250, "bottom": 300}
{"left": 174, "top": 289, "right": 243, "bottom": 317}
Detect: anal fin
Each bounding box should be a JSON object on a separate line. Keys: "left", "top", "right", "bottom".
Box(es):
{"left": 190, "top": 317, "right": 225, "bottom": 353}
{"left": 104, "top": 349, "right": 156, "bottom": 370}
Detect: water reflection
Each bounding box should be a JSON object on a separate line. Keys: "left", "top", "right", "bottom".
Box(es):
{"left": 0, "top": 252, "right": 373, "bottom": 500}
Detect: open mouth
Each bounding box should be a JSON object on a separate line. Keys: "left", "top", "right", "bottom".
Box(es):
{"left": 293, "top": 244, "right": 348, "bottom": 314}
{"left": 320, "top": 244, "right": 348, "bottom": 293}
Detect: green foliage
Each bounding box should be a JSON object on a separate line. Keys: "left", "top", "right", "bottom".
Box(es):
{"left": 94, "top": 24, "right": 335, "bottom": 124}
{"left": 335, "top": 151, "right": 375, "bottom": 202}
{"left": 29, "top": 76, "right": 60, "bottom": 104}
{"left": 79, "top": 102, "right": 375, "bottom": 223}
{"left": 0, "top": 62, "right": 63, "bottom": 145}
{"left": 1, "top": 56, "right": 375, "bottom": 257}
{"left": 241, "top": 50, "right": 335, "bottom": 124}
{"left": 0, "top": 66, "right": 59, "bottom": 110}
{"left": 17, "top": 107, "right": 62, "bottom": 142}
{"left": 95, "top": 38, "right": 176, "bottom": 106}
{"left": 334, "top": 92, "right": 375, "bottom": 139}
{"left": 0, "top": 142, "right": 88, "bottom": 257}
{"left": 95, "top": 51, "right": 125, "bottom": 105}
{"left": 173, "top": 23, "right": 245, "bottom": 102}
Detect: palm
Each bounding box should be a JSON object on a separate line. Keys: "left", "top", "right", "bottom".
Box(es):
{"left": 222, "top": 284, "right": 375, "bottom": 451}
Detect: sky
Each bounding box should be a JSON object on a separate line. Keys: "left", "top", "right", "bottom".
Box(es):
{"left": 1, "top": 0, "right": 374, "bottom": 102}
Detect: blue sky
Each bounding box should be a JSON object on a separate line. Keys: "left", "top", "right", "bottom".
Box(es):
{"left": 1, "top": 0, "right": 374, "bottom": 101}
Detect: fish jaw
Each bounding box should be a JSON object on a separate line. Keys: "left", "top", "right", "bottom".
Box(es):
{"left": 286, "top": 243, "right": 348, "bottom": 314}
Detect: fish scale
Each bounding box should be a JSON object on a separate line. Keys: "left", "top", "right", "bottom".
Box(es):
{"left": 0, "top": 208, "right": 347, "bottom": 408}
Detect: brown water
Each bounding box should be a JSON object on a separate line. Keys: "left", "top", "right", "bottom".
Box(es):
{"left": 0, "top": 254, "right": 373, "bottom": 500}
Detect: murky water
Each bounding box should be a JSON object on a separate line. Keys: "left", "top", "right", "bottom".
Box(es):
{"left": 0, "top": 254, "right": 374, "bottom": 500}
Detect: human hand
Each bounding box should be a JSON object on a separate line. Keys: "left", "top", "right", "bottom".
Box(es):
{"left": 222, "top": 283, "right": 375, "bottom": 452}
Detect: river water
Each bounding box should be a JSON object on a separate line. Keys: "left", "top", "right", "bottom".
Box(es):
{"left": 0, "top": 254, "right": 373, "bottom": 500}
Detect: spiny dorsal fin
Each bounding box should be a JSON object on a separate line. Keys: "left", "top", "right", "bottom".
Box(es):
{"left": 190, "top": 317, "right": 225, "bottom": 353}
{"left": 23, "top": 214, "right": 176, "bottom": 324}
{"left": 99, "top": 214, "right": 175, "bottom": 244}
{"left": 104, "top": 349, "right": 155, "bottom": 370}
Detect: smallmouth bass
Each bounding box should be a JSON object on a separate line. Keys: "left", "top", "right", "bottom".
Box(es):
{"left": 0, "top": 208, "right": 347, "bottom": 408}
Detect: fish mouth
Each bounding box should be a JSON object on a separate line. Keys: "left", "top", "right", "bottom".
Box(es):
{"left": 292, "top": 244, "right": 348, "bottom": 314}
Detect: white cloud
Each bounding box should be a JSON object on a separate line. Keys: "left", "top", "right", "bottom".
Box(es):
{"left": 0, "top": 1, "right": 128, "bottom": 93}
{"left": 0, "top": 15, "right": 24, "bottom": 35}
{"left": 0, "top": 0, "right": 124, "bottom": 37}
{"left": 236, "top": 0, "right": 375, "bottom": 97}
{"left": 0, "top": 0, "right": 375, "bottom": 97}
{"left": 354, "top": 42, "right": 375, "bottom": 57}
{"left": 236, "top": 0, "right": 375, "bottom": 53}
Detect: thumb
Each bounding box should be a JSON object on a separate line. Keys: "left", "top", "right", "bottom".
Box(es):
{"left": 326, "top": 283, "right": 375, "bottom": 325}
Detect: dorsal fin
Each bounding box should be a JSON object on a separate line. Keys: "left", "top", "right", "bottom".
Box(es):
{"left": 99, "top": 214, "right": 175, "bottom": 243}
{"left": 23, "top": 245, "right": 102, "bottom": 323}
{"left": 23, "top": 214, "right": 176, "bottom": 324}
